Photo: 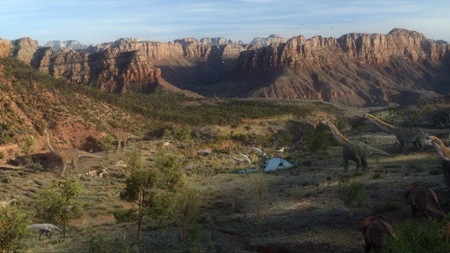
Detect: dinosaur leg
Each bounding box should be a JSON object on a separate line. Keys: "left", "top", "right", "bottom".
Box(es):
{"left": 410, "top": 205, "right": 419, "bottom": 218}
{"left": 361, "top": 158, "right": 368, "bottom": 171}
{"left": 343, "top": 159, "right": 349, "bottom": 173}
{"left": 71, "top": 159, "right": 77, "bottom": 171}
{"left": 60, "top": 159, "right": 68, "bottom": 177}
{"left": 364, "top": 242, "right": 371, "bottom": 253}
{"left": 355, "top": 160, "right": 361, "bottom": 173}
{"left": 39, "top": 230, "right": 45, "bottom": 240}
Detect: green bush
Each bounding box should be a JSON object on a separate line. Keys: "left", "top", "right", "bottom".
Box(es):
{"left": 0, "top": 206, "right": 33, "bottom": 253}
{"left": 113, "top": 208, "right": 137, "bottom": 223}
{"left": 383, "top": 219, "right": 450, "bottom": 253}
{"left": 86, "top": 234, "right": 131, "bottom": 253}
{"left": 98, "top": 135, "right": 117, "bottom": 152}
{"left": 338, "top": 182, "right": 366, "bottom": 210}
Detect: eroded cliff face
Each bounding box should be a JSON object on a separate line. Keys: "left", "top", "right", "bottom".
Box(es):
{"left": 0, "top": 39, "right": 10, "bottom": 58}
{"left": 232, "top": 28, "right": 450, "bottom": 105}
{"left": 35, "top": 47, "right": 159, "bottom": 93}
{"left": 5, "top": 29, "right": 450, "bottom": 106}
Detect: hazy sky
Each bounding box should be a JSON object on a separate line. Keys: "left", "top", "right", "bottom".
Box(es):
{"left": 1, "top": 0, "right": 449, "bottom": 45}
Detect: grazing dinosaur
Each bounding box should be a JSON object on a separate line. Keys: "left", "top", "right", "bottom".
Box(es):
{"left": 44, "top": 129, "right": 100, "bottom": 177}
{"left": 364, "top": 114, "right": 428, "bottom": 152}
{"left": 26, "top": 223, "right": 63, "bottom": 240}
{"left": 103, "top": 121, "right": 140, "bottom": 150}
{"left": 362, "top": 216, "right": 396, "bottom": 253}
{"left": 425, "top": 135, "right": 450, "bottom": 188}
{"left": 405, "top": 182, "right": 446, "bottom": 219}
{"left": 322, "top": 119, "right": 391, "bottom": 172}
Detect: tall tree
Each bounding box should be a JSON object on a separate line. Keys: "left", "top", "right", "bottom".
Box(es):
{"left": 36, "top": 177, "right": 85, "bottom": 237}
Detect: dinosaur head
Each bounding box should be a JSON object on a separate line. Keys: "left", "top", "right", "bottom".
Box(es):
{"left": 426, "top": 135, "right": 442, "bottom": 145}
{"left": 362, "top": 216, "right": 377, "bottom": 229}
{"left": 405, "top": 182, "right": 419, "bottom": 198}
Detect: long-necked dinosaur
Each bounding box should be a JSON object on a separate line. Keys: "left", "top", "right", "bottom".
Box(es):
{"left": 322, "top": 119, "right": 391, "bottom": 172}
{"left": 364, "top": 113, "right": 450, "bottom": 152}
{"left": 426, "top": 135, "right": 450, "bottom": 188}
{"left": 44, "top": 129, "right": 100, "bottom": 177}
{"left": 103, "top": 121, "right": 140, "bottom": 150}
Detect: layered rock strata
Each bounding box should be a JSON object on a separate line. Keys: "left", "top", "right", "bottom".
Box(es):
{"left": 3, "top": 29, "right": 450, "bottom": 106}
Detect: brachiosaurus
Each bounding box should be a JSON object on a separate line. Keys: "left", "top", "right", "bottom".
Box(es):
{"left": 426, "top": 135, "right": 450, "bottom": 188}
{"left": 44, "top": 129, "right": 100, "bottom": 177}
{"left": 103, "top": 121, "right": 140, "bottom": 150}
{"left": 364, "top": 113, "right": 428, "bottom": 152}
{"left": 322, "top": 119, "right": 391, "bottom": 172}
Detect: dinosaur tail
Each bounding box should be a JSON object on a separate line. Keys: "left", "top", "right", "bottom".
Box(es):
{"left": 78, "top": 151, "right": 102, "bottom": 158}
{"left": 369, "top": 147, "right": 392, "bottom": 157}
{"left": 0, "top": 163, "right": 26, "bottom": 170}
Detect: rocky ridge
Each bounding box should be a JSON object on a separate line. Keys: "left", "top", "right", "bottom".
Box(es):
{"left": 44, "top": 40, "right": 88, "bottom": 50}
{"left": 0, "top": 29, "right": 449, "bottom": 105}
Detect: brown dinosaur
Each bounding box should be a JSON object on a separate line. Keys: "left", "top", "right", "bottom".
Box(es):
{"left": 425, "top": 135, "right": 450, "bottom": 188}
{"left": 405, "top": 182, "right": 446, "bottom": 219}
{"left": 364, "top": 114, "right": 428, "bottom": 152}
{"left": 322, "top": 119, "right": 391, "bottom": 172}
{"left": 44, "top": 129, "right": 100, "bottom": 177}
{"left": 362, "top": 216, "right": 396, "bottom": 253}
{"left": 103, "top": 121, "right": 140, "bottom": 150}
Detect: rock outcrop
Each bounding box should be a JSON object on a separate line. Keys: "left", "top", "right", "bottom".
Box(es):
{"left": 4, "top": 28, "right": 450, "bottom": 106}
{"left": 44, "top": 40, "right": 88, "bottom": 50}
{"left": 0, "top": 39, "right": 10, "bottom": 58}
{"left": 232, "top": 28, "right": 450, "bottom": 105}
{"left": 249, "top": 34, "right": 288, "bottom": 48}
{"left": 11, "top": 37, "right": 39, "bottom": 65}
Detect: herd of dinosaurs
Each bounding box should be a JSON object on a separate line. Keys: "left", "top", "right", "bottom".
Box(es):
{"left": 320, "top": 114, "right": 449, "bottom": 252}
{"left": 1, "top": 112, "right": 450, "bottom": 249}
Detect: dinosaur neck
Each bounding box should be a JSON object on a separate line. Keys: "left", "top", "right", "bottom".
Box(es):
{"left": 103, "top": 121, "right": 116, "bottom": 134}
{"left": 366, "top": 114, "right": 398, "bottom": 133}
{"left": 324, "top": 121, "right": 350, "bottom": 146}
{"left": 431, "top": 138, "right": 450, "bottom": 160}
{"left": 45, "top": 131, "right": 59, "bottom": 154}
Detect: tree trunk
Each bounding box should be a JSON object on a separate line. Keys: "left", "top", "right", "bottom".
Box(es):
{"left": 63, "top": 207, "right": 67, "bottom": 238}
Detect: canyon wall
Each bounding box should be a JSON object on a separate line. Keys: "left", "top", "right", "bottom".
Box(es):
{"left": 3, "top": 29, "right": 450, "bottom": 106}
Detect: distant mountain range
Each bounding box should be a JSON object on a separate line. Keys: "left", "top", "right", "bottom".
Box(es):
{"left": 1, "top": 28, "right": 449, "bottom": 106}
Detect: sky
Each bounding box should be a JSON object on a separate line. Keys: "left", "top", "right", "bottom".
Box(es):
{"left": 0, "top": 0, "right": 449, "bottom": 46}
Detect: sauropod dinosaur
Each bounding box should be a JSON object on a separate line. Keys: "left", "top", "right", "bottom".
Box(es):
{"left": 426, "top": 135, "right": 450, "bottom": 188}
{"left": 26, "top": 223, "right": 63, "bottom": 240}
{"left": 405, "top": 182, "right": 446, "bottom": 219}
{"left": 321, "top": 119, "right": 391, "bottom": 172}
{"left": 44, "top": 129, "right": 101, "bottom": 177}
{"left": 364, "top": 114, "right": 450, "bottom": 152}
{"left": 362, "top": 216, "right": 396, "bottom": 253}
{"left": 102, "top": 121, "right": 140, "bottom": 150}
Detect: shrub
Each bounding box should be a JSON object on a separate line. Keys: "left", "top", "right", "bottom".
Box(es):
{"left": 338, "top": 182, "right": 366, "bottom": 214}
{"left": 0, "top": 206, "right": 33, "bottom": 253}
{"left": 86, "top": 233, "right": 131, "bottom": 253}
{"left": 113, "top": 208, "right": 137, "bottom": 223}
{"left": 99, "top": 135, "right": 117, "bottom": 152}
